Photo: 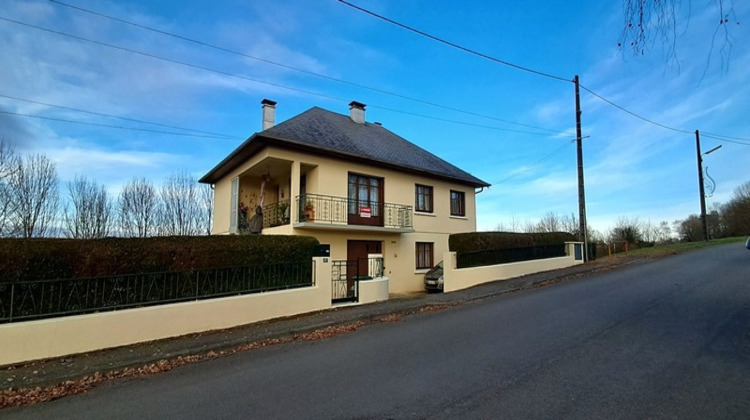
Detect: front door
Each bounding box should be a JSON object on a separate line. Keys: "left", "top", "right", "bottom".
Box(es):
{"left": 347, "top": 174, "right": 384, "bottom": 227}
{"left": 347, "top": 240, "right": 382, "bottom": 280}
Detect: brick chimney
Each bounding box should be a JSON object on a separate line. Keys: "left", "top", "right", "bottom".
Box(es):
{"left": 261, "top": 99, "right": 277, "bottom": 130}
{"left": 349, "top": 101, "right": 366, "bottom": 124}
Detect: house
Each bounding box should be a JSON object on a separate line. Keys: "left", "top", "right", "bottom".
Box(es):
{"left": 199, "top": 99, "right": 490, "bottom": 293}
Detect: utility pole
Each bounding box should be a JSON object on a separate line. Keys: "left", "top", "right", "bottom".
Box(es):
{"left": 695, "top": 130, "right": 709, "bottom": 242}
{"left": 574, "top": 75, "right": 588, "bottom": 261}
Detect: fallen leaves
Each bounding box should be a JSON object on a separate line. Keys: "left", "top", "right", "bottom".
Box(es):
{"left": 0, "top": 320, "right": 368, "bottom": 409}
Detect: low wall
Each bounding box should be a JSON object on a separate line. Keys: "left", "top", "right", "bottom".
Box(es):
{"left": 359, "top": 277, "right": 389, "bottom": 304}
{"left": 443, "top": 242, "right": 584, "bottom": 293}
{"left": 0, "top": 257, "right": 333, "bottom": 367}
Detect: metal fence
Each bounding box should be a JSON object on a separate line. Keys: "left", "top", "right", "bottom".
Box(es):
{"left": 0, "top": 261, "right": 312, "bottom": 324}
{"left": 456, "top": 244, "right": 567, "bottom": 269}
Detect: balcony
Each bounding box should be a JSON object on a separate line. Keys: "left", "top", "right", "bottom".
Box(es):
{"left": 296, "top": 193, "right": 413, "bottom": 233}
{"left": 238, "top": 200, "right": 291, "bottom": 233}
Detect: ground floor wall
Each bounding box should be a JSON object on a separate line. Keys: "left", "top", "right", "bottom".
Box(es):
{"left": 299, "top": 229, "right": 450, "bottom": 294}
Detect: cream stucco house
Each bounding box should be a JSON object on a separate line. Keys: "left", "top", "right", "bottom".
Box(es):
{"left": 199, "top": 99, "right": 490, "bottom": 293}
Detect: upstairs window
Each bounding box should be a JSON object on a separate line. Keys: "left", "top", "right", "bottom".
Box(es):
{"left": 415, "top": 184, "right": 433, "bottom": 213}
{"left": 450, "top": 190, "right": 465, "bottom": 217}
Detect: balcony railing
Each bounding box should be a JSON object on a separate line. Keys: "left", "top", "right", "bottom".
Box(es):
{"left": 262, "top": 199, "right": 291, "bottom": 228}
{"left": 297, "top": 193, "right": 413, "bottom": 230}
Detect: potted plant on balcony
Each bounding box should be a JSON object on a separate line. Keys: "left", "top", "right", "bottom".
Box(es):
{"left": 278, "top": 201, "right": 289, "bottom": 224}
{"left": 304, "top": 200, "right": 315, "bottom": 221}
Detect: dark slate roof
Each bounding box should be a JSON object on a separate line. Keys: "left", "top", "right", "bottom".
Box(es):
{"left": 200, "top": 106, "right": 490, "bottom": 188}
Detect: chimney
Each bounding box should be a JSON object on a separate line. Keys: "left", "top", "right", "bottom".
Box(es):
{"left": 349, "top": 101, "right": 366, "bottom": 124}
{"left": 261, "top": 98, "right": 277, "bottom": 130}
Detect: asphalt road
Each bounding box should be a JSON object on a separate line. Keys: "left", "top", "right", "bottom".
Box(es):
{"left": 5, "top": 243, "right": 750, "bottom": 419}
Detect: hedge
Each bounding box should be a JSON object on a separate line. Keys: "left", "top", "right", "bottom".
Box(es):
{"left": 449, "top": 231, "right": 577, "bottom": 253}
{"left": 0, "top": 235, "right": 319, "bottom": 282}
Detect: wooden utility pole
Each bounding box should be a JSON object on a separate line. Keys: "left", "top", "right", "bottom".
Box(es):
{"left": 574, "top": 75, "right": 588, "bottom": 261}
{"left": 695, "top": 130, "right": 709, "bottom": 241}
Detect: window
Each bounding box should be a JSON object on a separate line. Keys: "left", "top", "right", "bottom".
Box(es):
{"left": 348, "top": 174, "right": 381, "bottom": 217}
{"left": 415, "top": 184, "right": 433, "bottom": 213}
{"left": 415, "top": 242, "right": 434, "bottom": 269}
{"left": 450, "top": 190, "right": 465, "bottom": 216}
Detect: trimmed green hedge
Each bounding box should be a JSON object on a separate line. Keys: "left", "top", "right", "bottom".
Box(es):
{"left": 0, "top": 235, "right": 319, "bottom": 282}
{"left": 449, "top": 231, "right": 577, "bottom": 253}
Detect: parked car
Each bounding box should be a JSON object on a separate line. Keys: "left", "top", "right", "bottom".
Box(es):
{"left": 746, "top": 237, "right": 750, "bottom": 250}
{"left": 424, "top": 261, "right": 444, "bottom": 291}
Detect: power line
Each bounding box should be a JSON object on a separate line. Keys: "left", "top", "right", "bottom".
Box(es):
{"left": 0, "top": 110, "right": 240, "bottom": 139}
{"left": 48, "top": 0, "right": 565, "bottom": 135}
{"left": 578, "top": 84, "right": 692, "bottom": 135}
{"left": 0, "top": 93, "right": 239, "bottom": 139}
{"left": 339, "top": 1, "right": 750, "bottom": 146}
{"left": 0, "top": 15, "right": 567, "bottom": 138}
{"left": 337, "top": 0, "right": 571, "bottom": 83}
{"left": 0, "top": 16, "right": 347, "bottom": 103}
{"left": 493, "top": 138, "right": 577, "bottom": 184}
{"left": 699, "top": 132, "right": 750, "bottom": 146}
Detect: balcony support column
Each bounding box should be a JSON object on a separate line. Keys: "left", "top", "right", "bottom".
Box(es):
{"left": 290, "top": 161, "right": 301, "bottom": 224}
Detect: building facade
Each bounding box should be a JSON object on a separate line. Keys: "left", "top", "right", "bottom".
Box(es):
{"left": 200, "top": 99, "right": 490, "bottom": 293}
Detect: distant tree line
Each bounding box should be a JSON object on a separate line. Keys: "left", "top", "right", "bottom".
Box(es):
{"left": 0, "top": 140, "right": 212, "bottom": 238}
{"left": 494, "top": 179, "right": 750, "bottom": 252}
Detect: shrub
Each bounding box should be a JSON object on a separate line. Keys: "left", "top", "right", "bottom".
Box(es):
{"left": 0, "top": 235, "right": 319, "bottom": 282}
{"left": 449, "top": 231, "right": 576, "bottom": 253}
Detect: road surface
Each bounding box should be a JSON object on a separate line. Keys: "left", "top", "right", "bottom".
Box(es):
{"left": 5, "top": 243, "right": 750, "bottom": 419}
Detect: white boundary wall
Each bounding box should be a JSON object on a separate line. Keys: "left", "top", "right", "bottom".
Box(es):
{"left": 0, "top": 258, "right": 338, "bottom": 366}
{"left": 443, "top": 242, "right": 584, "bottom": 293}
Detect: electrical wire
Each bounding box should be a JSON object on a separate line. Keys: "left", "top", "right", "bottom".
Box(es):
{"left": 337, "top": 0, "right": 571, "bottom": 84}
{"left": 0, "top": 15, "right": 567, "bottom": 138}
{"left": 0, "top": 93, "right": 239, "bottom": 139}
{"left": 48, "top": 0, "right": 565, "bottom": 135}
{"left": 493, "top": 138, "right": 577, "bottom": 184}
{"left": 339, "top": 1, "right": 750, "bottom": 146}
{"left": 0, "top": 110, "right": 240, "bottom": 139}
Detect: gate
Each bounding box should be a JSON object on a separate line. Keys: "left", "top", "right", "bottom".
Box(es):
{"left": 330, "top": 257, "right": 384, "bottom": 303}
{"left": 331, "top": 260, "right": 358, "bottom": 303}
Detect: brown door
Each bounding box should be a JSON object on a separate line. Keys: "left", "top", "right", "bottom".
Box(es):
{"left": 347, "top": 174, "right": 384, "bottom": 227}
{"left": 347, "top": 240, "right": 382, "bottom": 280}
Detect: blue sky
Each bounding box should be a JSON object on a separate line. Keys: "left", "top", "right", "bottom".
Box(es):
{"left": 1, "top": 0, "right": 749, "bottom": 235}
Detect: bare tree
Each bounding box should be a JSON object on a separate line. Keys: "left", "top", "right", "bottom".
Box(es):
{"left": 118, "top": 177, "right": 158, "bottom": 237}
{"left": 561, "top": 212, "right": 579, "bottom": 236}
{"left": 8, "top": 153, "right": 59, "bottom": 237}
{"left": 63, "top": 175, "right": 112, "bottom": 239}
{"left": 158, "top": 172, "right": 203, "bottom": 236}
{"left": 536, "top": 211, "right": 561, "bottom": 233}
{"left": 619, "top": 0, "right": 740, "bottom": 70}
{"left": 0, "top": 140, "right": 20, "bottom": 237}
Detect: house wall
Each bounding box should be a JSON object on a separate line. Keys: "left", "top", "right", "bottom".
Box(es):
{"left": 209, "top": 146, "right": 480, "bottom": 293}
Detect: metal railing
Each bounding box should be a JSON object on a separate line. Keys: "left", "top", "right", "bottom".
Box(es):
{"left": 0, "top": 261, "right": 312, "bottom": 324}
{"left": 331, "top": 257, "right": 384, "bottom": 303}
{"left": 262, "top": 199, "right": 291, "bottom": 228}
{"left": 297, "top": 193, "right": 412, "bottom": 229}
{"left": 456, "top": 244, "right": 567, "bottom": 269}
